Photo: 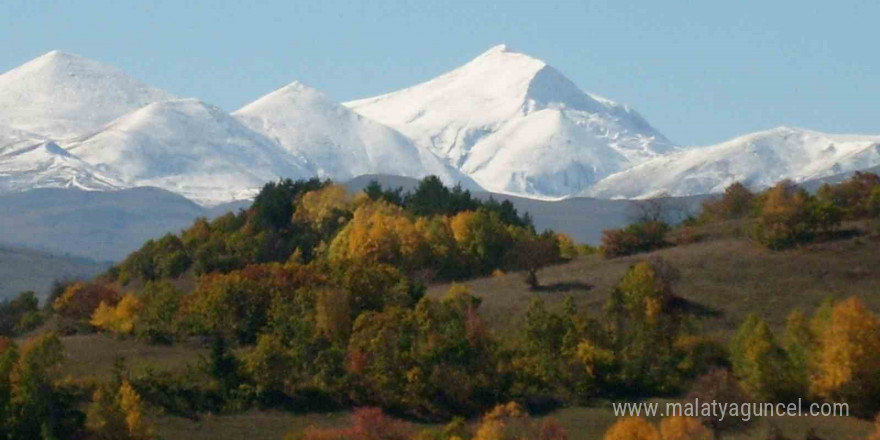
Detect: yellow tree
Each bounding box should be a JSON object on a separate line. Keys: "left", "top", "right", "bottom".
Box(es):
{"left": 812, "top": 297, "right": 880, "bottom": 415}
{"left": 91, "top": 293, "right": 143, "bottom": 335}
{"left": 87, "top": 380, "right": 154, "bottom": 439}
{"left": 473, "top": 402, "right": 530, "bottom": 440}
{"left": 658, "top": 416, "right": 714, "bottom": 440}
{"left": 294, "top": 184, "right": 354, "bottom": 236}
{"left": 603, "top": 417, "right": 661, "bottom": 440}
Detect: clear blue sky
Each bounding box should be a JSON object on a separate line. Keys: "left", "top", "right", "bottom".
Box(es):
{"left": 2, "top": 0, "right": 876, "bottom": 146}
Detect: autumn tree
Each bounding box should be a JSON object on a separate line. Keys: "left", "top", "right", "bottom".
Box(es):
{"left": 294, "top": 407, "right": 412, "bottom": 440}
{"left": 659, "top": 416, "right": 714, "bottom": 440}
{"left": 91, "top": 293, "right": 142, "bottom": 335}
{"left": 700, "top": 182, "right": 755, "bottom": 222}
{"left": 183, "top": 264, "right": 294, "bottom": 343}
{"left": 294, "top": 183, "right": 355, "bottom": 240}
{"left": 603, "top": 417, "right": 661, "bottom": 440}
{"left": 86, "top": 380, "right": 154, "bottom": 440}
{"left": 503, "top": 238, "right": 560, "bottom": 288}
{"left": 753, "top": 181, "right": 840, "bottom": 249}
{"left": 53, "top": 282, "right": 121, "bottom": 328}
{"left": 816, "top": 171, "right": 880, "bottom": 219}
{"left": 601, "top": 259, "right": 710, "bottom": 394}
{"left": 449, "top": 209, "right": 514, "bottom": 274}
{"left": 7, "top": 333, "right": 84, "bottom": 439}
{"left": 135, "top": 281, "right": 186, "bottom": 344}
{"left": 601, "top": 221, "right": 669, "bottom": 258}
{"left": 472, "top": 402, "right": 532, "bottom": 440}
{"left": 811, "top": 297, "right": 880, "bottom": 416}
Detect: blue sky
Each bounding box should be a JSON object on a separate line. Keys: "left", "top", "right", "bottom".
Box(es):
{"left": 2, "top": 0, "right": 876, "bottom": 145}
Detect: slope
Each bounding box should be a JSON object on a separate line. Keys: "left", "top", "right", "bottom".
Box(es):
{"left": 234, "top": 81, "right": 476, "bottom": 188}
{"left": 585, "top": 126, "right": 880, "bottom": 198}
{"left": 0, "top": 50, "right": 176, "bottom": 139}
{"left": 63, "top": 99, "right": 312, "bottom": 205}
{"left": 345, "top": 44, "right": 674, "bottom": 197}
{"left": 0, "top": 245, "right": 107, "bottom": 301}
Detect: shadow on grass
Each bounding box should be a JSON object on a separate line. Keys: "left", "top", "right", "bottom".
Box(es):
{"left": 669, "top": 295, "right": 723, "bottom": 318}
{"left": 532, "top": 281, "right": 593, "bottom": 293}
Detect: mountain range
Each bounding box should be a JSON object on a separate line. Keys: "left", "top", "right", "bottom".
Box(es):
{"left": 1, "top": 46, "right": 879, "bottom": 207}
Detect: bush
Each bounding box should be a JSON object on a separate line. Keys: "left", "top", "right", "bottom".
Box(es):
{"left": 601, "top": 221, "right": 669, "bottom": 258}
{"left": 53, "top": 282, "right": 121, "bottom": 331}
{"left": 0, "top": 291, "right": 42, "bottom": 336}
{"left": 752, "top": 181, "right": 840, "bottom": 249}
{"left": 699, "top": 182, "right": 755, "bottom": 222}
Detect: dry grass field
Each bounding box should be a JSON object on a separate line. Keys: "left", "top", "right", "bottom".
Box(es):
{"left": 429, "top": 220, "right": 880, "bottom": 340}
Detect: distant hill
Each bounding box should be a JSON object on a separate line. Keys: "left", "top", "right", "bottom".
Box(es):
{"left": 0, "top": 245, "right": 106, "bottom": 301}
{"left": 0, "top": 187, "right": 208, "bottom": 262}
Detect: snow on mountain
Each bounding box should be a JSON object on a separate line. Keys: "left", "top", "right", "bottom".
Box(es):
{"left": 234, "top": 81, "right": 477, "bottom": 188}
{"left": 0, "top": 50, "right": 176, "bottom": 139}
{"left": 344, "top": 44, "right": 674, "bottom": 198}
{"left": 62, "top": 99, "right": 312, "bottom": 206}
{"left": 583, "top": 127, "right": 880, "bottom": 199}
{"left": 0, "top": 140, "right": 122, "bottom": 193}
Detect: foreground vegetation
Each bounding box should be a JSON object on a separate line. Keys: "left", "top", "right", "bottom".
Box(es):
{"left": 1, "top": 174, "right": 879, "bottom": 439}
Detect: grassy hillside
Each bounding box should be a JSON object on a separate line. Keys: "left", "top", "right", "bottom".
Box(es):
{"left": 0, "top": 245, "right": 106, "bottom": 301}
{"left": 428, "top": 219, "right": 880, "bottom": 339}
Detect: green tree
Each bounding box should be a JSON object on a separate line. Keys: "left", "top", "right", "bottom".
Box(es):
{"left": 729, "top": 315, "right": 798, "bottom": 401}
{"left": 8, "top": 333, "right": 84, "bottom": 440}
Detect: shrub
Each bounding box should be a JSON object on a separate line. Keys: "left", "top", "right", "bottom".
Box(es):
{"left": 699, "top": 182, "right": 755, "bottom": 222}
{"left": 752, "top": 181, "right": 839, "bottom": 249}
{"left": 603, "top": 417, "right": 660, "bottom": 440}
{"left": 659, "top": 416, "right": 714, "bottom": 440}
{"left": 294, "top": 407, "right": 412, "bottom": 440}
{"left": 601, "top": 221, "right": 669, "bottom": 258}
{"left": 91, "top": 294, "right": 142, "bottom": 335}
{"left": 684, "top": 369, "right": 748, "bottom": 434}
{"left": 0, "top": 291, "right": 42, "bottom": 336}
{"left": 53, "top": 282, "right": 121, "bottom": 329}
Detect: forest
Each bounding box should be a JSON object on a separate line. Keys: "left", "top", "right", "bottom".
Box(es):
{"left": 0, "top": 173, "right": 879, "bottom": 440}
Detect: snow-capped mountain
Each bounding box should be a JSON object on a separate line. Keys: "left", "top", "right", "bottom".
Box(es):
{"left": 0, "top": 50, "right": 176, "bottom": 140}
{"left": 584, "top": 127, "right": 880, "bottom": 199}
{"left": 345, "top": 44, "right": 675, "bottom": 198}
{"left": 0, "top": 140, "right": 122, "bottom": 193}
{"left": 63, "top": 99, "right": 312, "bottom": 205}
{"left": 3, "top": 49, "right": 880, "bottom": 208}
{"left": 234, "top": 81, "right": 475, "bottom": 187}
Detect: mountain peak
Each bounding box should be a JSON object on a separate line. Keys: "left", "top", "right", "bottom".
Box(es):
{"left": 0, "top": 51, "right": 176, "bottom": 139}
{"left": 479, "top": 43, "right": 512, "bottom": 56}
{"left": 345, "top": 46, "right": 674, "bottom": 197}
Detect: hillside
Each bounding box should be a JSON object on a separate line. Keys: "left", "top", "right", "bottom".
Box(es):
{"left": 62, "top": 99, "right": 312, "bottom": 206}
{"left": 0, "top": 187, "right": 210, "bottom": 261}
{"left": 428, "top": 220, "right": 880, "bottom": 339}
{"left": 0, "top": 245, "right": 106, "bottom": 301}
